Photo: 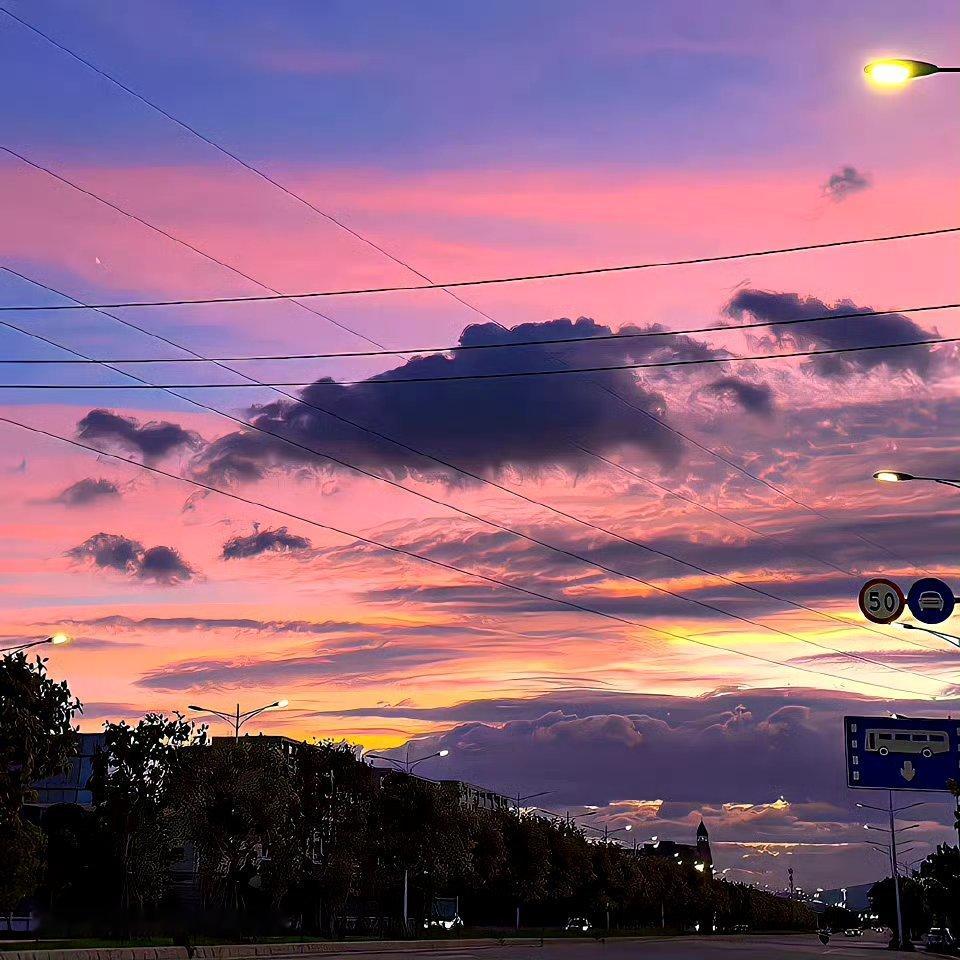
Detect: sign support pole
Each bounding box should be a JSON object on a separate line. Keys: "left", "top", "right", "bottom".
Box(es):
{"left": 889, "top": 790, "right": 905, "bottom": 949}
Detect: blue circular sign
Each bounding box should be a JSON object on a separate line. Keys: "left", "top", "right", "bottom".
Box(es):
{"left": 907, "top": 577, "right": 956, "bottom": 625}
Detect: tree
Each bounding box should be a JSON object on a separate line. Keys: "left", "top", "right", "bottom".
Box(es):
{"left": 175, "top": 738, "right": 303, "bottom": 915}
{"left": 869, "top": 876, "right": 928, "bottom": 941}
{"left": 0, "top": 816, "right": 45, "bottom": 913}
{"left": 0, "top": 652, "right": 80, "bottom": 912}
{"left": 96, "top": 712, "right": 207, "bottom": 912}
{"left": 0, "top": 652, "right": 81, "bottom": 814}
{"left": 916, "top": 844, "right": 960, "bottom": 930}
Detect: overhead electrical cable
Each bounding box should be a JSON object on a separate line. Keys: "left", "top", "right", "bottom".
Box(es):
{"left": 1, "top": 144, "right": 920, "bottom": 578}
{"left": 0, "top": 226, "right": 955, "bottom": 312}
{"left": 0, "top": 14, "right": 932, "bottom": 575}
{"left": 1, "top": 267, "right": 942, "bottom": 677}
{"left": 4, "top": 334, "right": 955, "bottom": 387}
{"left": 0, "top": 411, "right": 941, "bottom": 701}
{"left": 0, "top": 301, "right": 956, "bottom": 364}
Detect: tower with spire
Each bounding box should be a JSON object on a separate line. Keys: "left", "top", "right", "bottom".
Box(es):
{"left": 696, "top": 819, "right": 712, "bottom": 868}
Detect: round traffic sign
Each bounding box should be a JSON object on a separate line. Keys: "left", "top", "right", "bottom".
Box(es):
{"left": 907, "top": 577, "right": 955, "bottom": 625}
{"left": 858, "top": 578, "right": 906, "bottom": 624}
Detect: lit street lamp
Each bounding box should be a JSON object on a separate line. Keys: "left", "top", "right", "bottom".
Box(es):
{"left": 864, "top": 59, "right": 960, "bottom": 87}
{"left": 0, "top": 632, "right": 72, "bottom": 653}
{"left": 874, "top": 470, "right": 960, "bottom": 490}
{"left": 187, "top": 698, "right": 288, "bottom": 741}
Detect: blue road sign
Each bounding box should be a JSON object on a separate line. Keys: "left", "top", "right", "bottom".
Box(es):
{"left": 845, "top": 716, "right": 960, "bottom": 792}
{"left": 907, "top": 578, "right": 956, "bottom": 625}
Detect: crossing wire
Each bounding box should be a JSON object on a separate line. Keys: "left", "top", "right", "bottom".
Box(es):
{"left": 0, "top": 301, "right": 956, "bottom": 363}
{"left": 0, "top": 226, "right": 956, "bottom": 311}
{"left": 0, "top": 411, "right": 942, "bottom": 702}
{"left": 0, "top": 149, "right": 903, "bottom": 626}
{"left": 1, "top": 333, "right": 955, "bottom": 386}
{"left": 1, "top": 141, "right": 923, "bottom": 582}
{"left": 1, "top": 267, "right": 944, "bottom": 675}
{"left": 0, "top": 14, "right": 935, "bottom": 575}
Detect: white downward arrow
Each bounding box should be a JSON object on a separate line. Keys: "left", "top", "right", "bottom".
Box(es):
{"left": 900, "top": 760, "right": 916, "bottom": 782}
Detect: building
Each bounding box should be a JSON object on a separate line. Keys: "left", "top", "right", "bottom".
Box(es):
{"left": 639, "top": 819, "right": 713, "bottom": 869}
{"left": 29, "top": 731, "right": 104, "bottom": 809}
{"left": 439, "top": 779, "right": 514, "bottom": 813}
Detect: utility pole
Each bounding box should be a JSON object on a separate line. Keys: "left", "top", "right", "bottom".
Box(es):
{"left": 888, "top": 791, "right": 905, "bottom": 949}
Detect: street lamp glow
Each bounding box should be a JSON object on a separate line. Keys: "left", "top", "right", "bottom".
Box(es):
{"left": 272, "top": 699, "right": 289, "bottom": 709}
{"left": 864, "top": 59, "right": 940, "bottom": 86}
{"left": 874, "top": 470, "right": 914, "bottom": 483}
{"left": 50, "top": 632, "right": 71, "bottom": 645}
{"left": 438, "top": 749, "right": 449, "bottom": 757}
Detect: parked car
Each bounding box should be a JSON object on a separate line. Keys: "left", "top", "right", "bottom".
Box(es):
{"left": 924, "top": 927, "right": 955, "bottom": 951}
{"left": 844, "top": 928, "right": 863, "bottom": 937}
{"left": 565, "top": 917, "right": 591, "bottom": 933}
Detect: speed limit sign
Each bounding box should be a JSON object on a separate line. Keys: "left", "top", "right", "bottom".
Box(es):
{"left": 858, "top": 578, "right": 905, "bottom": 624}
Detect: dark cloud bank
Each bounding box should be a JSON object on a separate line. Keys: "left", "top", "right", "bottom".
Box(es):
{"left": 50, "top": 477, "right": 121, "bottom": 507}
{"left": 67, "top": 532, "right": 194, "bottom": 585}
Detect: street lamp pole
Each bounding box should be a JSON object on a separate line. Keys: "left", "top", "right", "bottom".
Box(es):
{"left": 187, "top": 699, "right": 288, "bottom": 741}
{"left": 858, "top": 798, "right": 927, "bottom": 948}
{"left": 0, "top": 632, "right": 72, "bottom": 653}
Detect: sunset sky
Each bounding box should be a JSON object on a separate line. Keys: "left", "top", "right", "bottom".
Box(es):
{"left": 2, "top": 0, "right": 959, "bottom": 891}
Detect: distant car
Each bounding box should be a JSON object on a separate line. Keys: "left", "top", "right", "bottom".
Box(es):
{"left": 423, "top": 915, "right": 463, "bottom": 931}
{"left": 844, "top": 928, "right": 862, "bottom": 937}
{"left": 925, "top": 927, "right": 955, "bottom": 950}
{"left": 565, "top": 917, "right": 591, "bottom": 933}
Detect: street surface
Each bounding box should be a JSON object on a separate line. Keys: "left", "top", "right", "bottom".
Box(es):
{"left": 303, "top": 932, "right": 929, "bottom": 960}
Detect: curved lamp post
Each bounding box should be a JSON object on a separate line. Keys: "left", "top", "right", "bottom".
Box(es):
{"left": 188, "top": 698, "right": 288, "bottom": 741}
{"left": 1, "top": 632, "right": 71, "bottom": 653}
{"left": 864, "top": 59, "right": 960, "bottom": 87}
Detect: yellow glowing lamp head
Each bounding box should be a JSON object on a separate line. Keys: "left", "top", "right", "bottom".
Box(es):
{"left": 273, "top": 699, "right": 289, "bottom": 709}
{"left": 49, "top": 632, "right": 71, "bottom": 645}
{"left": 864, "top": 59, "right": 940, "bottom": 87}
{"left": 873, "top": 470, "right": 914, "bottom": 483}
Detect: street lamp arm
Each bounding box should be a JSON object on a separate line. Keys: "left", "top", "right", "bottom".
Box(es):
{"left": 187, "top": 705, "right": 237, "bottom": 722}
{"left": 365, "top": 753, "right": 405, "bottom": 769}
{"left": 408, "top": 751, "right": 445, "bottom": 771}
{"left": 901, "top": 624, "right": 960, "bottom": 648}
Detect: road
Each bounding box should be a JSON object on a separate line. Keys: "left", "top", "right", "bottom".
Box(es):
{"left": 326, "top": 931, "right": 924, "bottom": 960}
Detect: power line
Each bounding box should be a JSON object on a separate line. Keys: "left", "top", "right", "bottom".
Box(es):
{"left": 5, "top": 334, "right": 955, "bottom": 387}
{"left": 0, "top": 269, "right": 940, "bottom": 684}
{"left": 0, "top": 145, "right": 390, "bottom": 349}
{"left": 0, "top": 16, "right": 934, "bottom": 668}
{"left": 1, "top": 142, "right": 920, "bottom": 578}
{"left": 1, "top": 263, "right": 929, "bottom": 659}
{"left": 0, "top": 301, "right": 956, "bottom": 364}
{"left": 1, "top": 227, "right": 957, "bottom": 312}
{"left": 5, "top": 9, "right": 953, "bottom": 334}
{"left": 0, "top": 10, "right": 930, "bottom": 578}
{"left": 0, "top": 411, "right": 939, "bottom": 701}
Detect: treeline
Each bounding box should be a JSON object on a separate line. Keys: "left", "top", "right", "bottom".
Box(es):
{"left": 869, "top": 845, "right": 960, "bottom": 942}
{"left": 2, "top": 652, "right": 814, "bottom": 937}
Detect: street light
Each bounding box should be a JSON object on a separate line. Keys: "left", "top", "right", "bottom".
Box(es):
{"left": 365, "top": 745, "right": 449, "bottom": 775}
{"left": 864, "top": 59, "right": 959, "bottom": 87}
{"left": 1, "top": 632, "right": 72, "bottom": 653}
{"left": 874, "top": 470, "right": 960, "bottom": 489}
{"left": 187, "top": 698, "right": 288, "bottom": 741}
